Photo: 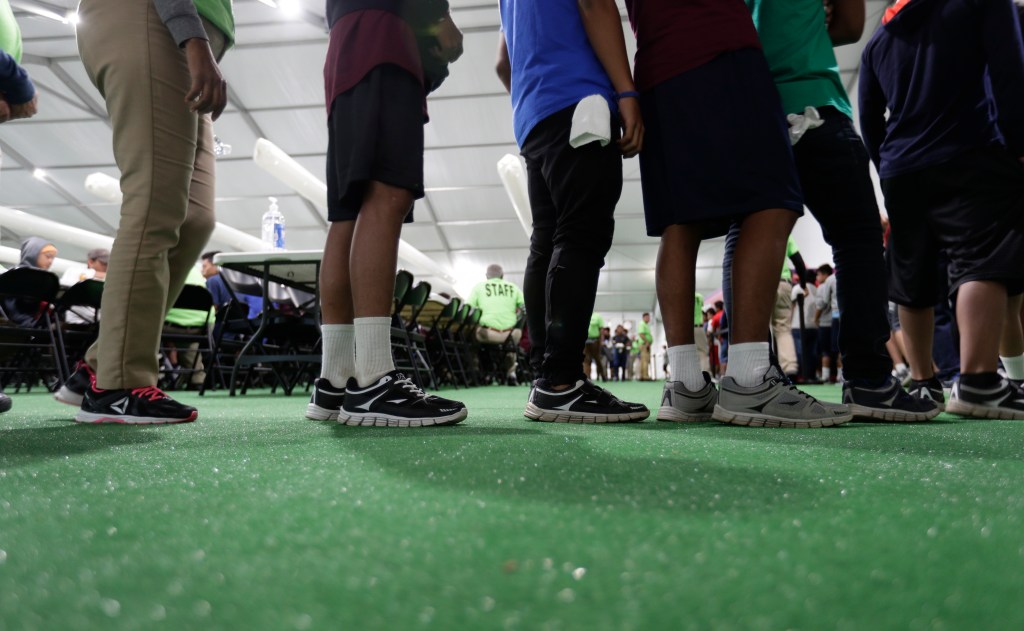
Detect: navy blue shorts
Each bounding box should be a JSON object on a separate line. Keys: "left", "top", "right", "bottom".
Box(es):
{"left": 638, "top": 48, "right": 804, "bottom": 237}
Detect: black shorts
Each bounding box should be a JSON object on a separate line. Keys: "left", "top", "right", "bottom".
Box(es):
{"left": 883, "top": 147, "right": 1024, "bottom": 307}
{"left": 326, "top": 64, "right": 424, "bottom": 222}
{"left": 638, "top": 48, "right": 803, "bottom": 237}
{"left": 817, "top": 325, "right": 836, "bottom": 355}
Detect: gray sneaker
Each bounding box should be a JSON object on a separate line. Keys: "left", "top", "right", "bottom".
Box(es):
{"left": 657, "top": 373, "right": 717, "bottom": 422}
{"left": 714, "top": 366, "right": 853, "bottom": 428}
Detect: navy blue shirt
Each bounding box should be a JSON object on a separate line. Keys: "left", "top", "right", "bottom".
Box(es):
{"left": 0, "top": 49, "right": 34, "bottom": 104}
{"left": 498, "top": 0, "right": 616, "bottom": 146}
{"left": 859, "top": 0, "right": 1024, "bottom": 178}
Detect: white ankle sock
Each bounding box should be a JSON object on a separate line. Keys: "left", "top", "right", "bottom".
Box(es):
{"left": 668, "top": 344, "right": 704, "bottom": 391}
{"left": 354, "top": 316, "right": 395, "bottom": 387}
{"left": 320, "top": 324, "right": 355, "bottom": 388}
{"left": 822, "top": 367, "right": 831, "bottom": 381}
{"left": 1001, "top": 354, "right": 1024, "bottom": 380}
{"left": 726, "top": 342, "right": 771, "bottom": 387}
{"left": 894, "top": 362, "right": 908, "bottom": 374}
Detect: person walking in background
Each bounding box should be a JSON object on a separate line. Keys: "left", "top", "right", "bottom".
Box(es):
{"left": 498, "top": 0, "right": 649, "bottom": 423}
{"left": 57, "top": 0, "right": 234, "bottom": 424}
{"left": 637, "top": 312, "right": 654, "bottom": 380}
{"left": 583, "top": 312, "right": 606, "bottom": 381}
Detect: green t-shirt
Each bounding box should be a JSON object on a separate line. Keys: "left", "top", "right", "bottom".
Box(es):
{"left": 165, "top": 266, "right": 214, "bottom": 328}
{"left": 694, "top": 293, "right": 704, "bottom": 326}
{"left": 637, "top": 319, "right": 652, "bottom": 345}
{"left": 467, "top": 278, "right": 524, "bottom": 331}
{"left": 781, "top": 236, "right": 799, "bottom": 280}
{"left": 0, "top": 0, "right": 23, "bottom": 63}
{"left": 195, "top": 0, "right": 235, "bottom": 47}
{"left": 746, "top": 0, "right": 852, "bottom": 119}
{"left": 588, "top": 313, "right": 604, "bottom": 339}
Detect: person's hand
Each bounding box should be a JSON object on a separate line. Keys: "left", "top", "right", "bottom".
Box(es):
{"left": 823, "top": 0, "right": 834, "bottom": 26}
{"left": 432, "top": 14, "right": 464, "bottom": 64}
{"left": 617, "top": 96, "right": 644, "bottom": 158}
{"left": 184, "top": 38, "right": 227, "bottom": 120}
{"left": 1, "top": 94, "right": 38, "bottom": 122}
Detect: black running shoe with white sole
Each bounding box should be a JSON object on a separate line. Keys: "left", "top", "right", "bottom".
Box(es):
{"left": 525, "top": 379, "right": 649, "bottom": 423}
{"left": 843, "top": 375, "right": 940, "bottom": 422}
{"left": 0, "top": 392, "right": 11, "bottom": 414}
{"left": 306, "top": 378, "right": 345, "bottom": 421}
{"left": 946, "top": 378, "right": 1024, "bottom": 420}
{"left": 339, "top": 371, "right": 467, "bottom": 427}
{"left": 75, "top": 385, "right": 198, "bottom": 424}
{"left": 55, "top": 360, "right": 93, "bottom": 407}
{"left": 907, "top": 377, "right": 946, "bottom": 411}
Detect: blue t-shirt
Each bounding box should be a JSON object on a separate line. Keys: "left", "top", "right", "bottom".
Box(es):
{"left": 499, "top": 0, "right": 615, "bottom": 146}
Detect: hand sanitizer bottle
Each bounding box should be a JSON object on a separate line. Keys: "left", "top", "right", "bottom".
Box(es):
{"left": 261, "top": 196, "right": 285, "bottom": 251}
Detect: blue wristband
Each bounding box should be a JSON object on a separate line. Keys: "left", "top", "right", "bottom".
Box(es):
{"left": 616, "top": 91, "right": 640, "bottom": 100}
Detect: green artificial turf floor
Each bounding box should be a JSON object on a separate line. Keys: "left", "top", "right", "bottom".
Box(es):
{"left": 2, "top": 382, "right": 1023, "bottom": 630}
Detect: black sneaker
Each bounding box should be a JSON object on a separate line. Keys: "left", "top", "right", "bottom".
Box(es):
{"left": 843, "top": 375, "right": 941, "bottom": 422}
{"left": 947, "top": 378, "right": 1024, "bottom": 420}
{"left": 55, "top": 360, "right": 93, "bottom": 407}
{"left": 75, "top": 385, "right": 198, "bottom": 424}
{"left": 339, "top": 370, "right": 467, "bottom": 427}
{"left": 0, "top": 392, "right": 11, "bottom": 414}
{"left": 525, "top": 379, "right": 649, "bottom": 423}
{"left": 305, "top": 377, "right": 345, "bottom": 421}
{"left": 907, "top": 377, "right": 945, "bottom": 411}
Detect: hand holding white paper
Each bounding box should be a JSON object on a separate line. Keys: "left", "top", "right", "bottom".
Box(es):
{"left": 569, "top": 95, "right": 612, "bottom": 148}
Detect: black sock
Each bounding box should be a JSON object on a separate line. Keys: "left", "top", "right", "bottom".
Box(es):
{"left": 959, "top": 372, "right": 1002, "bottom": 389}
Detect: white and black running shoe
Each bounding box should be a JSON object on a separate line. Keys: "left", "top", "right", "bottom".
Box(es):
{"left": 947, "top": 378, "right": 1024, "bottom": 420}
{"left": 843, "top": 375, "right": 940, "bottom": 422}
{"left": 524, "top": 379, "right": 649, "bottom": 423}
{"left": 75, "top": 385, "right": 198, "bottom": 424}
{"left": 306, "top": 377, "right": 345, "bottom": 421}
{"left": 55, "top": 360, "right": 93, "bottom": 407}
{"left": 907, "top": 376, "right": 946, "bottom": 411}
{"left": 339, "top": 371, "right": 467, "bottom": 427}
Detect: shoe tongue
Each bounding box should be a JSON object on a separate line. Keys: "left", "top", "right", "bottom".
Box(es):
{"left": 762, "top": 365, "right": 785, "bottom": 382}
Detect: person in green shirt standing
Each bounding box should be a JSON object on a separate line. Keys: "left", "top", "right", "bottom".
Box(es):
{"left": 719, "top": 0, "right": 938, "bottom": 422}
{"left": 584, "top": 312, "right": 605, "bottom": 381}
{"left": 467, "top": 264, "right": 525, "bottom": 385}
{"left": 636, "top": 312, "right": 654, "bottom": 381}
{"left": 56, "top": 0, "right": 234, "bottom": 424}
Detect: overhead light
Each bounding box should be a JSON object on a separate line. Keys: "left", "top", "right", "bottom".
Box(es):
{"left": 278, "top": 0, "right": 301, "bottom": 18}
{"left": 84, "top": 172, "right": 122, "bottom": 203}
{"left": 496, "top": 154, "right": 533, "bottom": 239}
{"left": 32, "top": 168, "right": 47, "bottom": 180}
{"left": 66, "top": 10, "right": 79, "bottom": 25}
{"left": 213, "top": 135, "right": 232, "bottom": 158}
{"left": 254, "top": 0, "right": 277, "bottom": 6}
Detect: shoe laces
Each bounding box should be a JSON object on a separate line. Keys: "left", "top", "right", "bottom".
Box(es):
{"left": 393, "top": 374, "right": 428, "bottom": 399}
{"left": 131, "top": 386, "right": 169, "bottom": 402}
{"left": 769, "top": 373, "right": 819, "bottom": 404}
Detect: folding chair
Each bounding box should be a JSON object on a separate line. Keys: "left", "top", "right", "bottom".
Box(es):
{"left": 0, "top": 268, "right": 66, "bottom": 392}
{"left": 55, "top": 279, "right": 103, "bottom": 369}
{"left": 160, "top": 285, "right": 214, "bottom": 390}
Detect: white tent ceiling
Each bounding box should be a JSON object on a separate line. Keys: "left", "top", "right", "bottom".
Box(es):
{"left": 0, "top": 0, "right": 889, "bottom": 311}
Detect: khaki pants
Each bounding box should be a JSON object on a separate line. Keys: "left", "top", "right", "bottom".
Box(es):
{"left": 772, "top": 280, "right": 798, "bottom": 375}
{"left": 78, "top": 0, "right": 225, "bottom": 388}
{"left": 583, "top": 339, "right": 604, "bottom": 379}
{"left": 475, "top": 327, "right": 522, "bottom": 375}
{"left": 639, "top": 343, "right": 651, "bottom": 380}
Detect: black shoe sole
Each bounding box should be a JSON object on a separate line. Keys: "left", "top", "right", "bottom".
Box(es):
{"left": 847, "top": 403, "right": 941, "bottom": 423}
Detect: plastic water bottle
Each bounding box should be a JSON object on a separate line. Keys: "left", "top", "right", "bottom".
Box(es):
{"left": 261, "top": 196, "right": 285, "bottom": 251}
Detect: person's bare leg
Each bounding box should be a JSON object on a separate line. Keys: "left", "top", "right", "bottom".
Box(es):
{"left": 349, "top": 181, "right": 413, "bottom": 386}
{"left": 899, "top": 305, "right": 935, "bottom": 381}
{"left": 657, "top": 225, "right": 701, "bottom": 347}
{"left": 999, "top": 294, "right": 1024, "bottom": 358}
{"left": 321, "top": 220, "right": 355, "bottom": 325}
{"left": 730, "top": 209, "right": 796, "bottom": 343}
{"left": 657, "top": 224, "right": 706, "bottom": 390}
{"left": 957, "top": 280, "right": 1006, "bottom": 375}
{"left": 885, "top": 337, "right": 903, "bottom": 366}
